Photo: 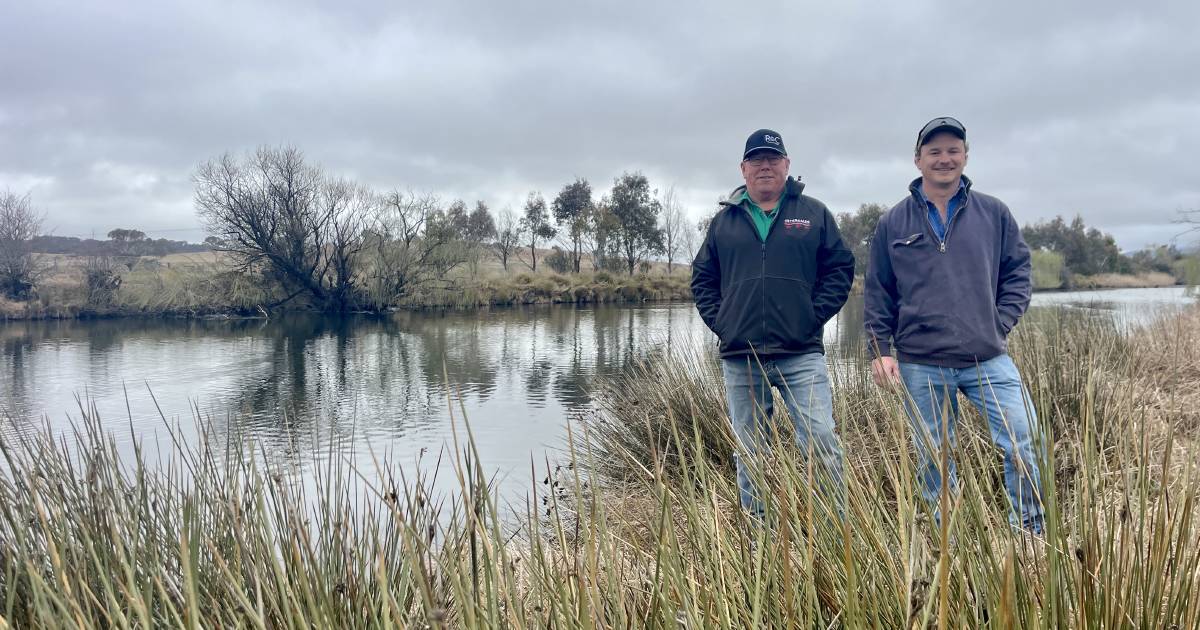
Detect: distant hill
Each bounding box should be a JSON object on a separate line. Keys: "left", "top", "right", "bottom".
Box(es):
{"left": 31, "top": 235, "right": 209, "bottom": 257}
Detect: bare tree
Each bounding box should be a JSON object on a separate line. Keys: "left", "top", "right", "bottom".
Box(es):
{"left": 492, "top": 206, "right": 523, "bottom": 271}
{"left": 1181, "top": 208, "right": 1200, "bottom": 239}
{"left": 361, "top": 190, "right": 468, "bottom": 306}
{"left": 658, "top": 185, "right": 686, "bottom": 275}
{"left": 0, "top": 190, "right": 45, "bottom": 300}
{"left": 680, "top": 210, "right": 701, "bottom": 266}
{"left": 194, "top": 146, "right": 373, "bottom": 311}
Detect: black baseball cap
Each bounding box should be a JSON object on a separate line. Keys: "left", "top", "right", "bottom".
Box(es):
{"left": 743, "top": 129, "right": 787, "bottom": 159}
{"left": 916, "top": 116, "right": 966, "bottom": 151}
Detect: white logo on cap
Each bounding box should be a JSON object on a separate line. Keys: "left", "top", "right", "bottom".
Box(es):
{"left": 765, "top": 135, "right": 781, "bottom": 145}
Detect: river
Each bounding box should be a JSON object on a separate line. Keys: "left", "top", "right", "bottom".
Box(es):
{"left": 1, "top": 287, "right": 1194, "bottom": 498}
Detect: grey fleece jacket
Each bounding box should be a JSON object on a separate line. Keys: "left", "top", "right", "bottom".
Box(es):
{"left": 863, "top": 176, "right": 1032, "bottom": 368}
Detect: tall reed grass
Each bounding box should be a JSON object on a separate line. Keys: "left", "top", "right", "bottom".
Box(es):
{"left": 0, "top": 306, "right": 1197, "bottom": 627}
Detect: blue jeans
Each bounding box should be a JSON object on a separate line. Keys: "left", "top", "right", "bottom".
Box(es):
{"left": 898, "top": 354, "right": 1045, "bottom": 532}
{"left": 721, "top": 353, "right": 845, "bottom": 516}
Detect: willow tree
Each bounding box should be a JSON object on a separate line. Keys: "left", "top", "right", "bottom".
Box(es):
{"left": 0, "top": 190, "right": 44, "bottom": 300}
{"left": 194, "top": 146, "right": 373, "bottom": 311}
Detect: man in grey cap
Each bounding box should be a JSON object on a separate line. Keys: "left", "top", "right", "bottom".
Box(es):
{"left": 864, "top": 116, "right": 1045, "bottom": 533}
{"left": 692, "top": 129, "right": 855, "bottom": 518}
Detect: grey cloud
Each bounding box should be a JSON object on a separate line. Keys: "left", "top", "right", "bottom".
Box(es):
{"left": 2, "top": 1, "right": 1197, "bottom": 249}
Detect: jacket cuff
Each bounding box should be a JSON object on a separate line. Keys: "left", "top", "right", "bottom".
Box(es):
{"left": 866, "top": 338, "right": 893, "bottom": 360}
{"left": 998, "top": 309, "right": 1018, "bottom": 335}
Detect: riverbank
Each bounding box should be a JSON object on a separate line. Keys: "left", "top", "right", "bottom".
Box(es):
{"left": 5, "top": 252, "right": 1194, "bottom": 321}
{"left": 1, "top": 303, "right": 1196, "bottom": 625}
{"left": 0, "top": 255, "right": 692, "bottom": 321}
{"left": 1067, "top": 270, "right": 1178, "bottom": 289}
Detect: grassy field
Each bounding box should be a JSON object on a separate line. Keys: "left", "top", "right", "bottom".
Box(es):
{"left": 0, "top": 304, "right": 1197, "bottom": 626}
{"left": 1068, "top": 271, "right": 1178, "bottom": 290}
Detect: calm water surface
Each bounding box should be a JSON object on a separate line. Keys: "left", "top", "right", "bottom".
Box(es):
{"left": 1, "top": 287, "right": 1194, "bottom": 497}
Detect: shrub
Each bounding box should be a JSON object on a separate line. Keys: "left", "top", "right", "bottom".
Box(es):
{"left": 1175, "top": 255, "right": 1200, "bottom": 289}
{"left": 83, "top": 256, "right": 121, "bottom": 307}
{"left": 545, "top": 248, "right": 572, "bottom": 274}
{"left": 597, "top": 255, "right": 625, "bottom": 272}
{"left": 1031, "top": 249, "right": 1065, "bottom": 290}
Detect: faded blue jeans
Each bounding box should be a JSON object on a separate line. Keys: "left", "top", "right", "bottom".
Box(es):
{"left": 899, "top": 354, "right": 1045, "bottom": 533}
{"left": 721, "top": 353, "right": 845, "bottom": 517}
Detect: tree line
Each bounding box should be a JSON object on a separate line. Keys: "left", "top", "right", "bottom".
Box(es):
{"left": 31, "top": 232, "right": 209, "bottom": 257}
{"left": 192, "top": 147, "right": 696, "bottom": 311}
{"left": 6, "top": 154, "right": 1197, "bottom": 304}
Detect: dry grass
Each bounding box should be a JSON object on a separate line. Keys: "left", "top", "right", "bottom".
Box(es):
{"left": 1126, "top": 306, "right": 1200, "bottom": 436}
{"left": 6, "top": 252, "right": 692, "bottom": 319}
{"left": 1071, "top": 271, "right": 1178, "bottom": 289}
{"left": 581, "top": 304, "right": 1200, "bottom": 626}
{"left": 0, "top": 306, "right": 1197, "bottom": 627}
{"left": 401, "top": 271, "right": 691, "bottom": 309}
{"left": 3, "top": 253, "right": 267, "bottom": 320}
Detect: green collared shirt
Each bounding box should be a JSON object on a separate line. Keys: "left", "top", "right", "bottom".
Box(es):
{"left": 739, "top": 190, "right": 781, "bottom": 242}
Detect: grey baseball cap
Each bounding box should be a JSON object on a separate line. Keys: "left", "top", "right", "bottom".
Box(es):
{"left": 916, "top": 116, "right": 966, "bottom": 151}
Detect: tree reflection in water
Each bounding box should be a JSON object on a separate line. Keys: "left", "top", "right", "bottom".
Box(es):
{"left": 5, "top": 289, "right": 1185, "bottom": 495}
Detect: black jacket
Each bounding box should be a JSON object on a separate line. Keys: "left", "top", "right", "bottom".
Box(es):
{"left": 863, "top": 176, "right": 1032, "bottom": 368}
{"left": 691, "top": 177, "right": 855, "bottom": 358}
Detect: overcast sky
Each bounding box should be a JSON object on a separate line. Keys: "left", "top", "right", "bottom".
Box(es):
{"left": 2, "top": 1, "right": 1197, "bottom": 250}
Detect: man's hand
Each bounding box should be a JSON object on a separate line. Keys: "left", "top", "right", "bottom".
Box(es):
{"left": 871, "top": 356, "right": 901, "bottom": 388}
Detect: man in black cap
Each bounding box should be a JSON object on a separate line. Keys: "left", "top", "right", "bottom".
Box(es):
{"left": 692, "top": 129, "right": 855, "bottom": 517}
{"left": 864, "top": 116, "right": 1045, "bottom": 533}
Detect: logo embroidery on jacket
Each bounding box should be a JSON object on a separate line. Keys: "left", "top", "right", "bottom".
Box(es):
{"left": 782, "top": 218, "right": 811, "bottom": 233}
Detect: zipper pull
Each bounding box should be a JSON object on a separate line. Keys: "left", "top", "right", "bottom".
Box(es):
{"left": 939, "top": 242, "right": 946, "bottom": 253}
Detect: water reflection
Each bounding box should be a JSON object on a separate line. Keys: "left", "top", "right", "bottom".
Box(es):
{"left": 0, "top": 304, "right": 731, "bottom": 486}
{"left": 1, "top": 288, "right": 1193, "bottom": 495}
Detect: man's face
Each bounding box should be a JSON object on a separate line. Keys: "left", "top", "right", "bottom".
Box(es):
{"left": 740, "top": 150, "right": 790, "bottom": 200}
{"left": 914, "top": 132, "right": 968, "bottom": 187}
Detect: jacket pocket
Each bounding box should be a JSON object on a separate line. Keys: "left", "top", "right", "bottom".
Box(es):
{"left": 762, "top": 277, "right": 817, "bottom": 351}
{"left": 888, "top": 232, "right": 939, "bottom": 314}
{"left": 892, "top": 232, "right": 925, "bottom": 248}
{"left": 715, "top": 278, "right": 760, "bottom": 352}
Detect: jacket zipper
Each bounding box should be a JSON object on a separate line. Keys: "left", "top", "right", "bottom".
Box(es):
{"left": 733, "top": 190, "right": 793, "bottom": 348}
{"left": 920, "top": 212, "right": 942, "bottom": 251}
{"left": 736, "top": 198, "right": 783, "bottom": 346}
{"left": 759, "top": 200, "right": 787, "bottom": 344}
{"left": 923, "top": 195, "right": 968, "bottom": 253}
{"left": 761, "top": 241, "right": 767, "bottom": 342}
